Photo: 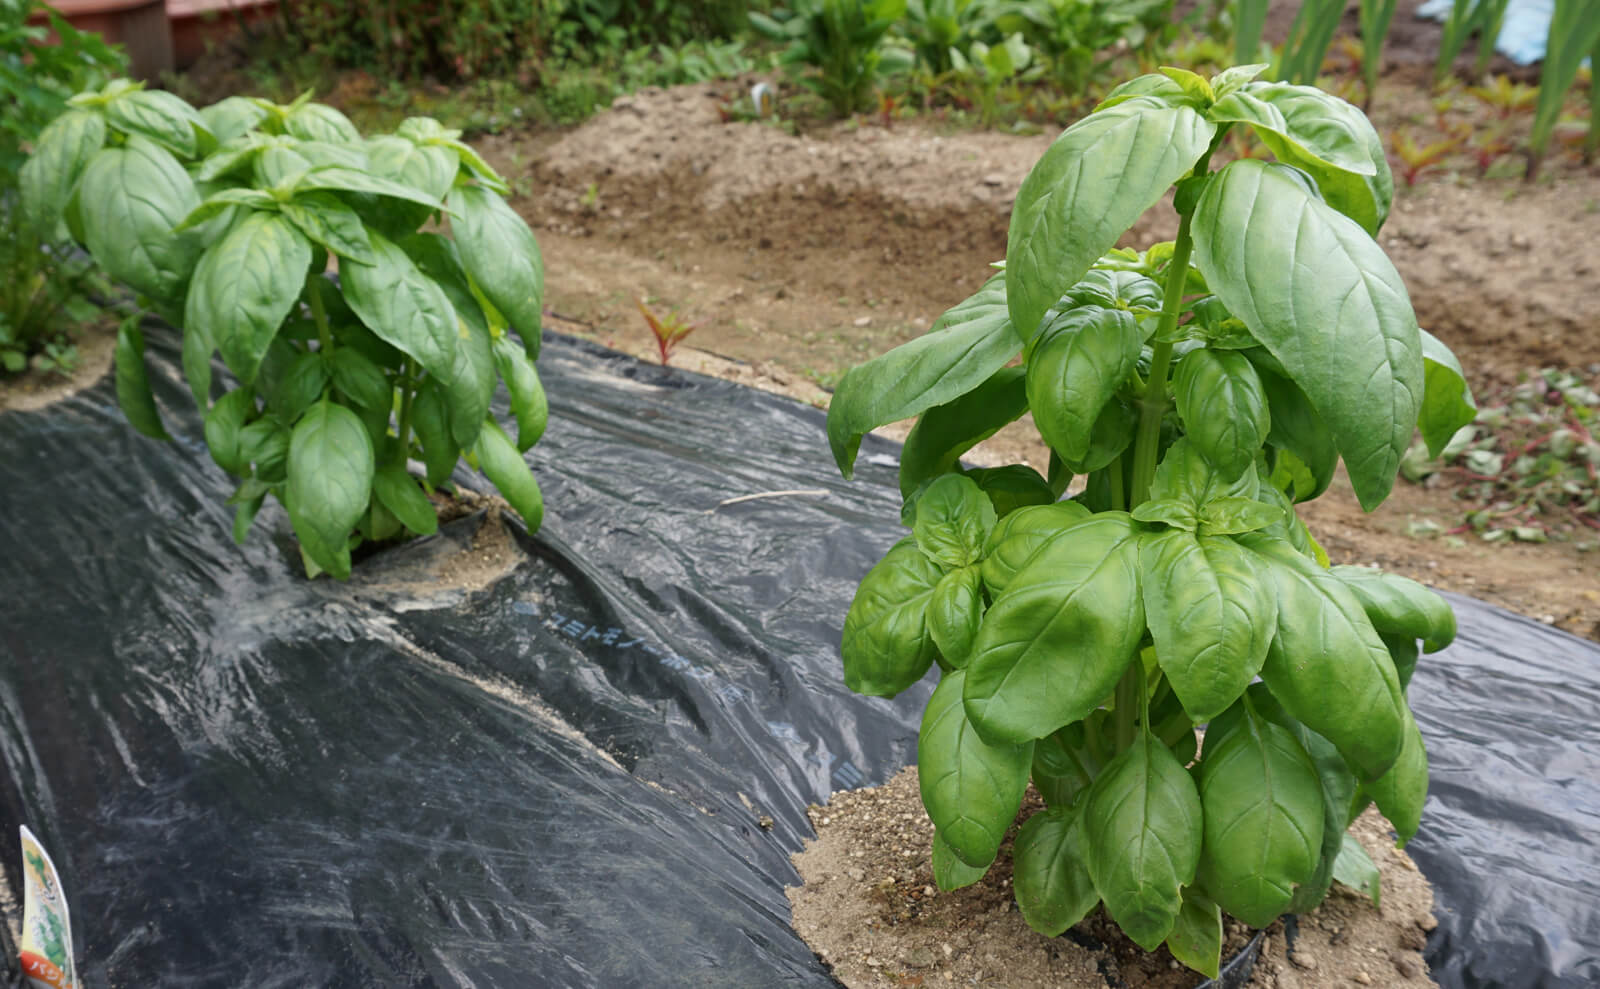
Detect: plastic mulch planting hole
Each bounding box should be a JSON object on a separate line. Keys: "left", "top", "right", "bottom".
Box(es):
{"left": 1, "top": 329, "right": 1597, "bottom": 988}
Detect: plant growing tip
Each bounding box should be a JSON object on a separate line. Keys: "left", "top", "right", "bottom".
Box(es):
{"left": 637, "top": 298, "right": 698, "bottom": 366}
{"left": 827, "top": 65, "right": 1475, "bottom": 977}
{"left": 21, "top": 81, "right": 549, "bottom": 579}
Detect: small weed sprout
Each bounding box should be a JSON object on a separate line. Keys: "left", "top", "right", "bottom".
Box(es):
{"left": 637, "top": 298, "right": 698, "bottom": 366}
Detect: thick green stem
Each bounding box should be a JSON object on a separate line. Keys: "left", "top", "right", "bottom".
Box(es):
{"left": 307, "top": 275, "right": 335, "bottom": 355}
{"left": 1114, "top": 659, "right": 1143, "bottom": 751}
{"left": 1127, "top": 210, "right": 1194, "bottom": 509}
{"left": 394, "top": 359, "right": 418, "bottom": 462}
{"left": 1108, "top": 453, "right": 1126, "bottom": 512}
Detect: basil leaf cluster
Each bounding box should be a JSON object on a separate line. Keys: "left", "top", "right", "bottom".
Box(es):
{"left": 22, "top": 82, "right": 549, "bottom": 578}
{"left": 829, "top": 65, "right": 1474, "bottom": 978}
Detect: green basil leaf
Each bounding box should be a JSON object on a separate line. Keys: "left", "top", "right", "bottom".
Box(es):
{"left": 1014, "top": 806, "right": 1099, "bottom": 936}
{"left": 1257, "top": 364, "right": 1337, "bottom": 502}
{"left": 919, "top": 669, "right": 1034, "bottom": 868}
{"left": 440, "top": 137, "right": 509, "bottom": 194}
{"left": 106, "top": 89, "right": 205, "bottom": 159}
{"left": 254, "top": 143, "right": 312, "bottom": 190}
{"left": 1248, "top": 684, "right": 1360, "bottom": 912}
{"left": 1196, "top": 496, "right": 1283, "bottom": 536}
{"left": 448, "top": 184, "right": 545, "bottom": 344}
{"left": 1173, "top": 348, "right": 1269, "bottom": 480}
{"left": 181, "top": 322, "right": 215, "bottom": 409}
{"left": 20, "top": 109, "right": 106, "bottom": 235}
{"left": 1332, "top": 832, "right": 1381, "bottom": 907}
{"left": 1082, "top": 732, "right": 1203, "bottom": 950}
{"left": 1224, "top": 83, "right": 1393, "bottom": 234}
{"left": 1131, "top": 498, "right": 1198, "bottom": 531}
{"left": 840, "top": 538, "right": 943, "bottom": 696}
{"left": 1166, "top": 886, "right": 1223, "bottom": 980}
{"left": 965, "top": 514, "right": 1143, "bottom": 744}
{"left": 1418, "top": 328, "right": 1477, "bottom": 458}
{"left": 194, "top": 132, "right": 268, "bottom": 182}
{"left": 1148, "top": 437, "right": 1259, "bottom": 510}
{"left": 1095, "top": 73, "right": 1203, "bottom": 111}
{"left": 1208, "top": 82, "right": 1378, "bottom": 176}
{"left": 295, "top": 165, "right": 448, "bottom": 211}
{"left": 932, "top": 828, "right": 989, "bottom": 891}
{"left": 1006, "top": 99, "right": 1215, "bottom": 335}
{"left": 1383, "top": 633, "right": 1420, "bottom": 692}
{"left": 1329, "top": 566, "right": 1456, "bottom": 653}
{"left": 928, "top": 565, "right": 983, "bottom": 669}
{"left": 1210, "top": 63, "right": 1270, "bottom": 100}
{"left": 1062, "top": 267, "right": 1163, "bottom": 311}
{"left": 1032, "top": 720, "right": 1106, "bottom": 809}
{"left": 368, "top": 135, "right": 459, "bottom": 207}
{"left": 1196, "top": 696, "right": 1326, "bottom": 927}
{"left": 186, "top": 212, "right": 312, "bottom": 384}
{"left": 203, "top": 388, "right": 256, "bottom": 476}
{"left": 285, "top": 103, "right": 361, "bottom": 143}
{"left": 442, "top": 318, "right": 494, "bottom": 451}
{"left": 267, "top": 349, "right": 326, "bottom": 422}
{"left": 492, "top": 336, "right": 548, "bottom": 452}
{"left": 913, "top": 474, "right": 997, "bottom": 568}
{"left": 1244, "top": 535, "right": 1407, "bottom": 780}
{"left": 963, "top": 465, "right": 1055, "bottom": 518}
{"left": 199, "top": 96, "right": 268, "bottom": 145}
{"left": 1159, "top": 66, "right": 1215, "bottom": 104}
{"left": 979, "top": 500, "right": 1091, "bottom": 599}
{"left": 279, "top": 192, "right": 377, "bottom": 264}
{"left": 1364, "top": 706, "right": 1427, "bottom": 846}
{"left": 1026, "top": 306, "right": 1142, "bottom": 465}
{"left": 829, "top": 271, "right": 1022, "bottom": 477}
{"left": 410, "top": 380, "right": 458, "bottom": 487}
{"left": 472, "top": 418, "right": 543, "bottom": 531}
{"left": 78, "top": 138, "right": 202, "bottom": 303}
{"left": 1141, "top": 530, "right": 1277, "bottom": 722}
{"left": 173, "top": 187, "right": 277, "bottom": 233}
{"left": 287, "top": 399, "right": 374, "bottom": 580}
{"left": 394, "top": 116, "right": 452, "bottom": 142}
{"left": 231, "top": 481, "right": 268, "bottom": 545}
{"left": 113, "top": 320, "right": 169, "bottom": 440}
{"left": 341, "top": 229, "right": 458, "bottom": 379}
{"left": 327, "top": 348, "right": 391, "bottom": 412}
{"left": 240, "top": 417, "right": 290, "bottom": 481}
{"left": 1193, "top": 160, "right": 1422, "bottom": 510}
{"left": 373, "top": 465, "right": 439, "bottom": 536}
{"left": 900, "top": 367, "right": 1028, "bottom": 499}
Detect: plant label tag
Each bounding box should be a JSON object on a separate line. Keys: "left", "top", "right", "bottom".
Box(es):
{"left": 18, "top": 826, "right": 76, "bottom": 989}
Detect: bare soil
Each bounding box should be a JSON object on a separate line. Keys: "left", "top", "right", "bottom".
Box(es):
{"left": 789, "top": 766, "right": 1438, "bottom": 989}
{"left": 484, "top": 74, "right": 1600, "bottom": 640}
{"left": 0, "top": 319, "right": 117, "bottom": 415}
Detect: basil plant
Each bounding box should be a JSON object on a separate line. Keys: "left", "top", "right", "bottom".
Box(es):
{"left": 826, "top": 65, "right": 1476, "bottom": 977}
{"left": 20, "top": 80, "right": 549, "bottom": 579}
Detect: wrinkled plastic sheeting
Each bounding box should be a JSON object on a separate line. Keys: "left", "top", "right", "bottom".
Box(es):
{"left": 0, "top": 329, "right": 1597, "bottom": 988}
{"left": 1408, "top": 595, "right": 1600, "bottom": 989}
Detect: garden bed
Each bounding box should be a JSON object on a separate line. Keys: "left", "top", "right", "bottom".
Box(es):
{"left": 2, "top": 332, "right": 1597, "bottom": 988}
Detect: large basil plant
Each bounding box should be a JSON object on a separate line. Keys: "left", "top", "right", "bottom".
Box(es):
{"left": 826, "top": 65, "right": 1475, "bottom": 977}
{"left": 21, "top": 80, "right": 548, "bottom": 579}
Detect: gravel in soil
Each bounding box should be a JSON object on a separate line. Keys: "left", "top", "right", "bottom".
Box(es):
{"left": 789, "top": 766, "right": 1438, "bottom": 989}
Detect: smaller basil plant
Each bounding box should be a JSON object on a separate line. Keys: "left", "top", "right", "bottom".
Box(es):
{"left": 826, "top": 65, "right": 1476, "bottom": 977}
{"left": 21, "top": 81, "right": 549, "bottom": 578}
